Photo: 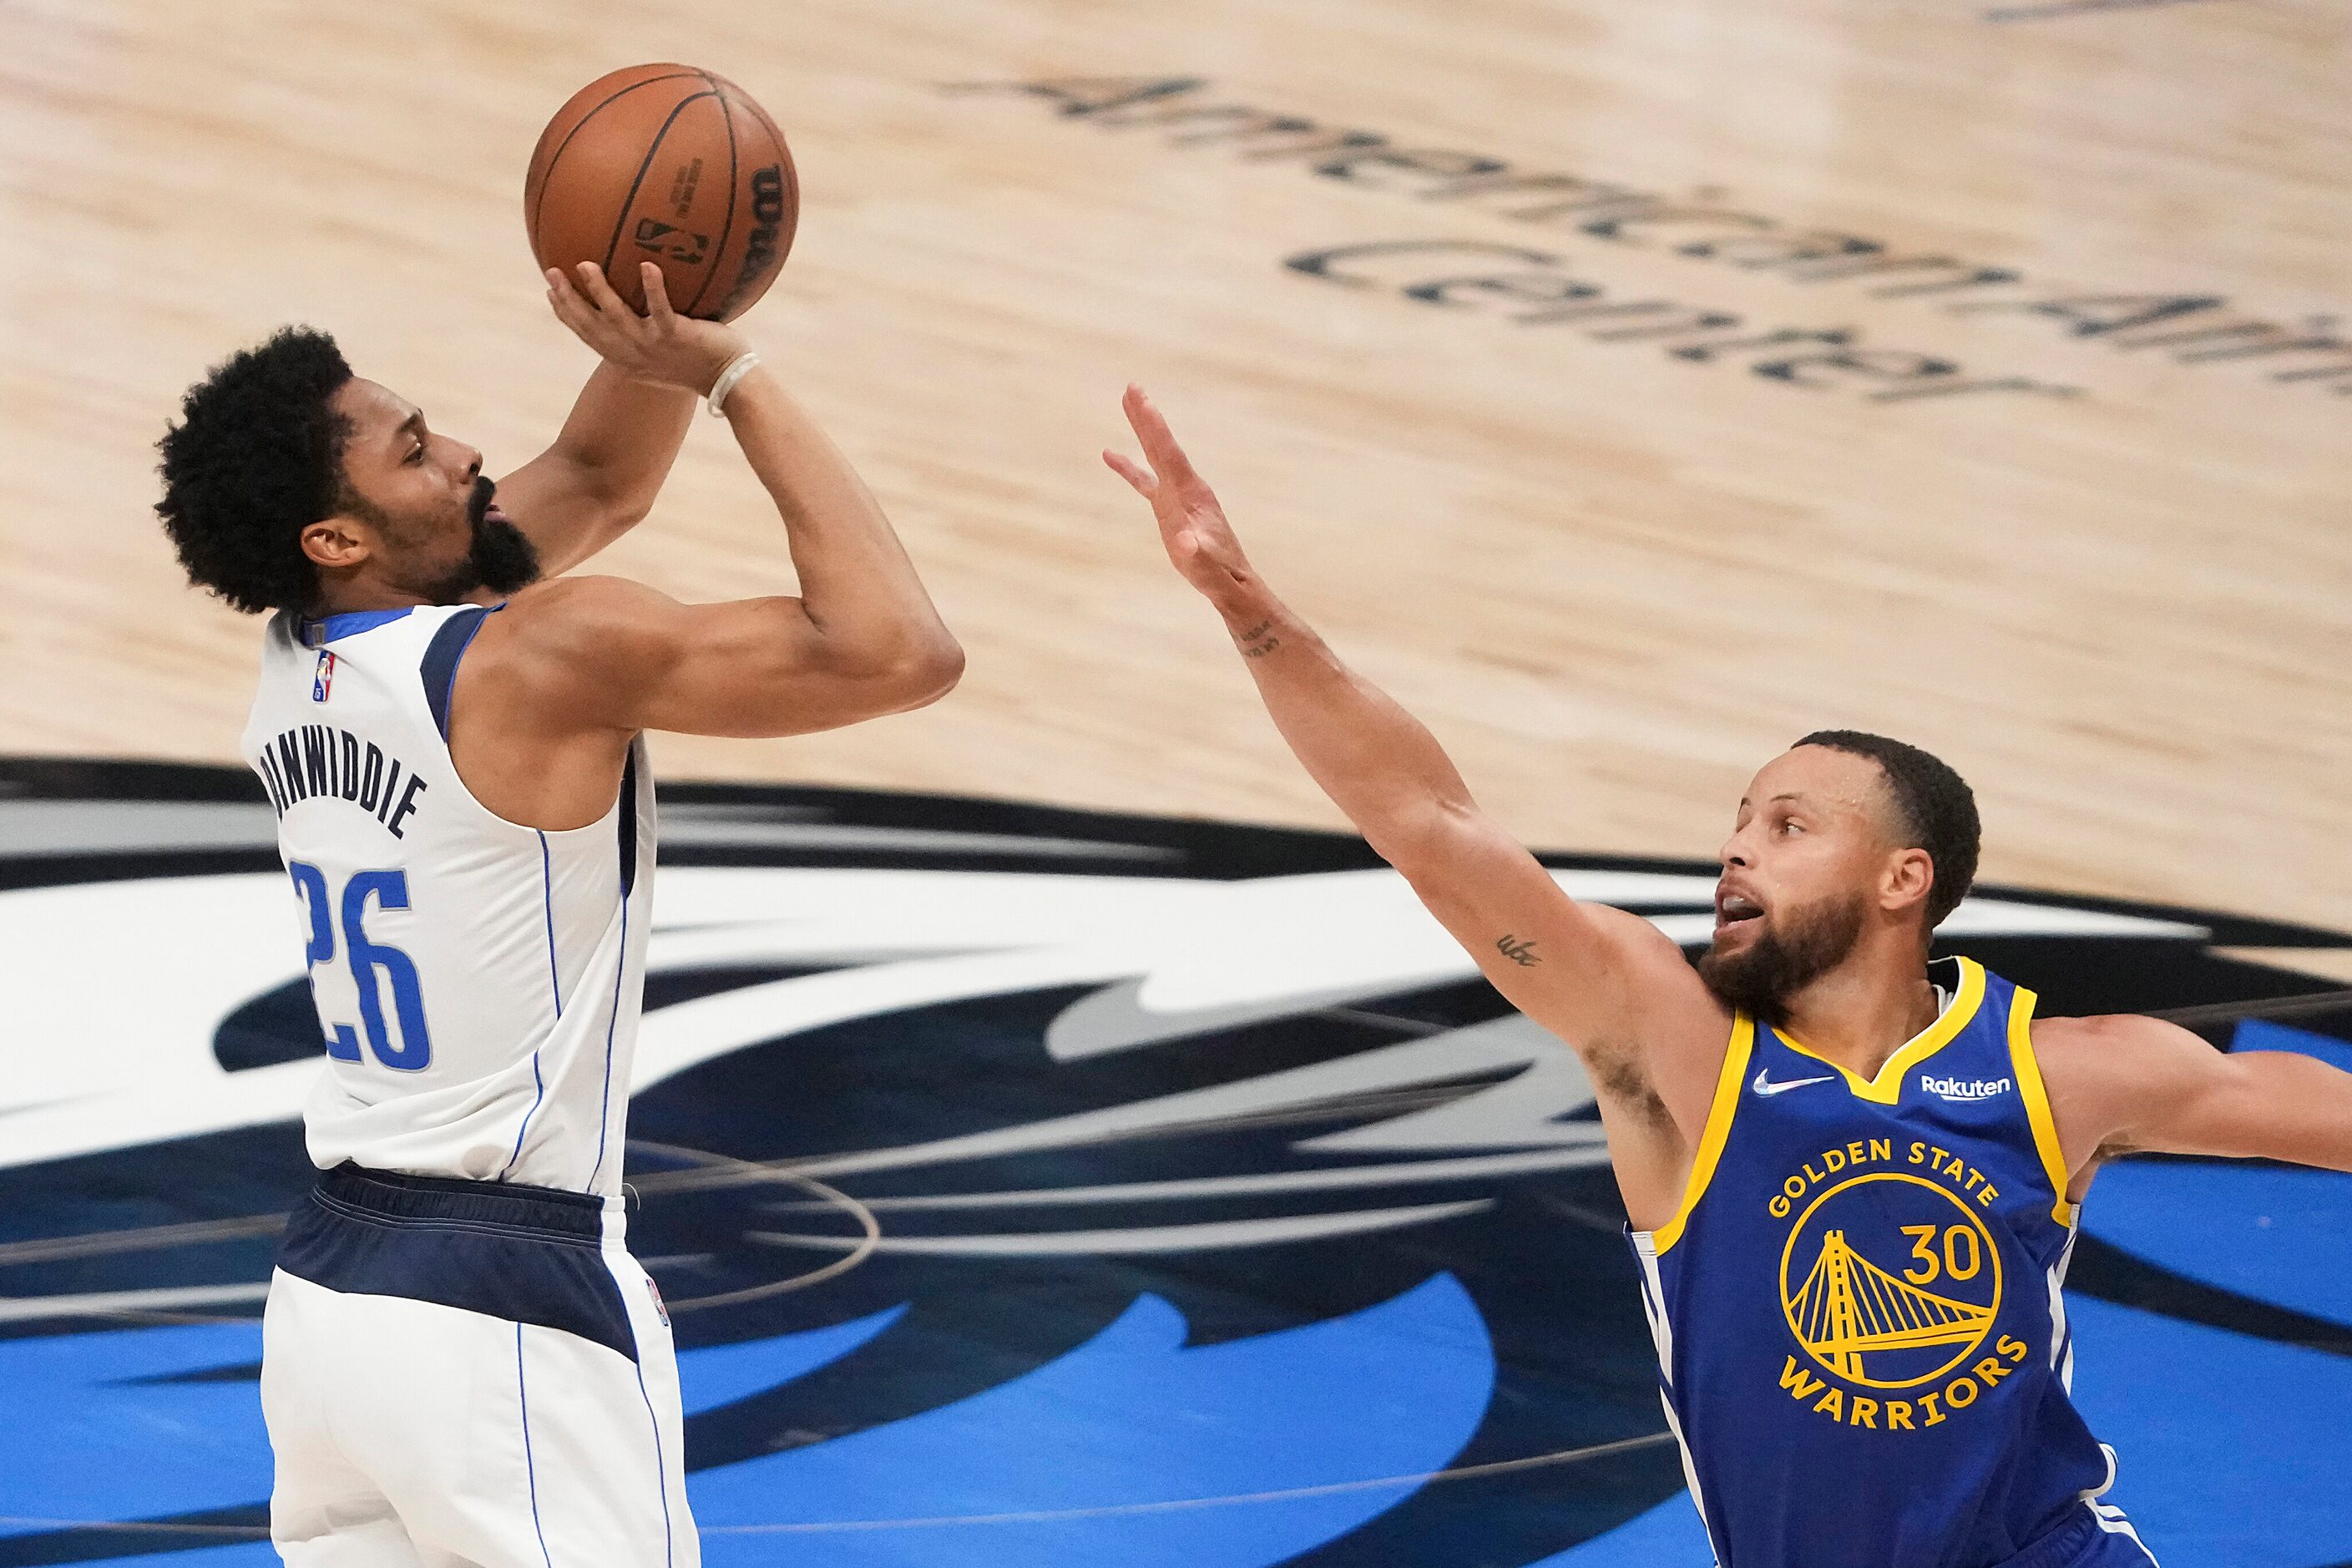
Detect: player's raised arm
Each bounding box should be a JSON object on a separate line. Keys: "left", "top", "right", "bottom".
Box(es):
{"left": 504, "top": 264, "right": 962, "bottom": 739}
{"left": 2035, "top": 1012, "right": 2352, "bottom": 1184}
{"left": 1104, "top": 386, "right": 1712, "bottom": 1065}
{"left": 493, "top": 261, "right": 711, "bottom": 577}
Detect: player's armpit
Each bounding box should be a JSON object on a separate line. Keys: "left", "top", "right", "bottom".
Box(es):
{"left": 2035, "top": 1013, "right": 2352, "bottom": 1176}
{"left": 502, "top": 574, "right": 963, "bottom": 739}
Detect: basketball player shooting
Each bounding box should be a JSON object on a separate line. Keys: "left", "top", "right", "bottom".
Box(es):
{"left": 152, "top": 260, "right": 961, "bottom": 1565}
{"left": 1107, "top": 386, "right": 2352, "bottom": 1568}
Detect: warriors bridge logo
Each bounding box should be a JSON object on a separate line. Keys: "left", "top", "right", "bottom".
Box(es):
{"left": 0, "top": 757, "right": 2348, "bottom": 1566}
{"left": 1778, "top": 1163, "right": 2011, "bottom": 1426}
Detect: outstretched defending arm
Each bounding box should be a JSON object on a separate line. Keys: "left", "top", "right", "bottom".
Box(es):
{"left": 2036, "top": 1012, "right": 2352, "bottom": 1184}
{"left": 1102, "top": 386, "right": 1714, "bottom": 1079}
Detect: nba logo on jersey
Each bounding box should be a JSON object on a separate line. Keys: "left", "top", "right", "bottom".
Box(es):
{"left": 645, "top": 1276, "right": 670, "bottom": 1328}
{"left": 311, "top": 650, "right": 336, "bottom": 703}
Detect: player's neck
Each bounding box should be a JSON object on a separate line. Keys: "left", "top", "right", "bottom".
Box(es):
{"left": 306, "top": 578, "right": 498, "bottom": 619}
{"left": 1773, "top": 940, "right": 1941, "bottom": 1076}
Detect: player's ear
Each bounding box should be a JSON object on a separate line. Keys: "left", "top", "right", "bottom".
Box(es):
{"left": 1881, "top": 846, "right": 1935, "bottom": 917}
{"left": 300, "top": 515, "right": 372, "bottom": 572}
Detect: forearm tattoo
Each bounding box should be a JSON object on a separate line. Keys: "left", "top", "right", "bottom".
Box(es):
{"left": 1235, "top": 618, "right": 1282, "bottom": 659}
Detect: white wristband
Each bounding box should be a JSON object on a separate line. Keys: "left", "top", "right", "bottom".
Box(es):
{"left": 706, "top": 351, "right": 761, "bottom": 417}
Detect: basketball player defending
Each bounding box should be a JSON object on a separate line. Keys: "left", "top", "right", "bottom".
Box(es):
{"left": 1107, "top": 387, "right": 2352, "bottom": 1568}
{"left": 155, "top": 261, "right": 962, "bottom": 1565}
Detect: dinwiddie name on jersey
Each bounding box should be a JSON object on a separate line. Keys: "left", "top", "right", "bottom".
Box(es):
{"left": 251, "top": 722, "right": 428, "bottom": 837}
{"left": 1765, "top": 1136, "right": 2031, "bottom": 1436}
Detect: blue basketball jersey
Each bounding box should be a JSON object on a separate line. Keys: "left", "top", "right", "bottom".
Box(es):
{"left": 1626, "top": 957, "right": 2151, "bottom": 1567}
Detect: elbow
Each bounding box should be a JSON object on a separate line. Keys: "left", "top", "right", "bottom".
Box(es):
{"left": 1363, "top": 796, "right": 1474, "bottom": 880}
{"left": 905, "top": 635, "right": 966, "bottom": 706}
{"left": 867, "top": 633, "right": 964, "bottom": 712}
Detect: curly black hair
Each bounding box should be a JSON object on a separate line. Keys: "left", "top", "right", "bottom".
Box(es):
{"left": 156, "top": 327, "right": 355, "bottom": 615}
{"left": 1794, "top": 730, "right": 1982, "bottom": 928}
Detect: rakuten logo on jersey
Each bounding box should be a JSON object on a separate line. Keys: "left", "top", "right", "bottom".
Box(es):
{"left": 1921, "top": 1075, "right": 2014, "bottom": 1102}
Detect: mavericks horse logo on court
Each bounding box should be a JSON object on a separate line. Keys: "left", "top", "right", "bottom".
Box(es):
{"left": 0, "top": 757, "right": 2346, "bottom": 1562}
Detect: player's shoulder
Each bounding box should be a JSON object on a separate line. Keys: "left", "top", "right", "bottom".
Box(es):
{"left": 2029, "top": 1010, "right": 2187, "bottom": 1053}
{"left": 461, "top": 576, "right": 690, "bottom": 705}
{"left": 2026, "top": 1009, "right": 2213, "bottom": 1093}
{"left": 481, "top": 576, "right": 683, "bottom": 656}
{"left": 498, "top": 573, "right": 671, "bottom": 624}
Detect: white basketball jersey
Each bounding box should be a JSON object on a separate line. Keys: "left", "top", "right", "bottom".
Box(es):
{"left": 240, "top": 604, "right": 655, "bottom": 1199}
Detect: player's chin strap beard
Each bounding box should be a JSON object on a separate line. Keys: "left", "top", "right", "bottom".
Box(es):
{"left": 414, "top": 479, "right": 542, "bottom": 603}
{"left": 1697, "top": 893, "right": 1869, "bottom": 1022}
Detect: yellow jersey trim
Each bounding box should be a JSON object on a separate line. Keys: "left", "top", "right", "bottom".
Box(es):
{"left": 1648, "top": 1013, "right": 1756, "bottom": 1255}
{"left": 2006, "top": 984, "right": 2079, "bottom": 1226}
{"left": 1776, "top": 956, "right": 1987, "bottom": 1105}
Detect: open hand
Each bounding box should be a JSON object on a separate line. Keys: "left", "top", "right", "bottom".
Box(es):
{"left": 1103, "top": 386, "right": 1257, "bottom": 609}
{"left": 544, "top": 261, "right": 748, "bottom": 396}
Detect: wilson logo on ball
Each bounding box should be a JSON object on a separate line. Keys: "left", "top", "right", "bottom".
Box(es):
{"left": 715, "top": 165, "right": 789, "bottom": 319}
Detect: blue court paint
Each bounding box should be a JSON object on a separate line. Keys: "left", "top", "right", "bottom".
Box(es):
{"left": 2086, "top": 1160, "right": 2352, "bottom": 1328}
{"left": 2077, "top": 1020, "right": 2352, "bottom": 1332}
{"left": 1534, "top": 1292, "right": 2352, "bottom": 1568}
{"left": 1514, "top": 1490, "right": 1712, "bottom": 1565}
{"left": 679, "top": 1304, "right": 908, "bottom": 1415}
{"left": 689, "top": 1272, "right": 1495, "bottom": 1568}
{"left": 0, "top": 1322, "right": 268, "bottom": 1537}
{"left": 2065, "top": 1293, "right": 2352, "bottom": 1565}
{"left": 0, "top": 1308, "right": 913, "bottom": 1565}
{"left": 67, "top": 1545, "right": 278, "bottom": 1567}
{"left": 2233, "top": 1018, "right": 2352, "bottom": 1074}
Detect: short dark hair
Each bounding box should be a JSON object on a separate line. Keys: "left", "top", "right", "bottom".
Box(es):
{"left": 156, "top": 327, "right": 354, "bottom": 615}
{"left": 1793, "top": 730, "right": 1980, "bottom": 928}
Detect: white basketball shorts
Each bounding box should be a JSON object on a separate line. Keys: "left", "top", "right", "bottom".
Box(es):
{"left": 260, "top": 1164, "right": 696, "bottom": 1567}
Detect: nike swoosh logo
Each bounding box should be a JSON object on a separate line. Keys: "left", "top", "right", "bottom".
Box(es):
{"left": 1752, "top": 1069, "right": 1835, "bottom": 1097}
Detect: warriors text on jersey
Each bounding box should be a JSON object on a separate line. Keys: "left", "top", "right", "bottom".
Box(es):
{"left": 1628, "top": 957, "right": 2156, "bottom": 1567}
{"left": 241, "top": 604, "right": 654, "bottom": 1196}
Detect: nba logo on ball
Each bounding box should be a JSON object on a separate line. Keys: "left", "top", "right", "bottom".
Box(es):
{"left": 645, "top": 1275, "right": 670, "bottom": 1328}
{"left": 311, "top": 651, "right": 336, "bottom": 703}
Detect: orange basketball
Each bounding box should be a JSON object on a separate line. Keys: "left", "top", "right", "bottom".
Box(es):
{"left": 524, "top": 63, "right": 798, "bottom": 321}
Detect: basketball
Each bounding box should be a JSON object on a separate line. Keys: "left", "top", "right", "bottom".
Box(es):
{"left": 524, "top": 63, "right": 797, "bottom": 321}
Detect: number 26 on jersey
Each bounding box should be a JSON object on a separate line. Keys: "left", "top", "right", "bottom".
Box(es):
{"left": 287, "top": 862, "right": 433, "bottom": 1070}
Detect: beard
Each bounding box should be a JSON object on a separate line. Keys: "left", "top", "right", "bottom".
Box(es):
{"left": 1697, "top": 890, "right": 1869, "bottom": 1022}
{"left": 414, "top": 476, "right": 542, "bottom": 603}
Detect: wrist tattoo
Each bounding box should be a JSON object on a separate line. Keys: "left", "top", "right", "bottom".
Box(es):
{"left": 1497, "top": 934, "right": 1540, "bottom": 967}
{"left": 1235, "top": 618, "right": 1281, "bottom": 659}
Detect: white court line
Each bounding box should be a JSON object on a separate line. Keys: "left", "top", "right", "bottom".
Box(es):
{"left": 0, "top": 1280, "right": 270, "bottom": 1323}
{"left": 0, "top": 1430, "right": 1677, "bottom": 1542}
{"left": 700, "top": 1430, "right": 1677, "bottom": 1535}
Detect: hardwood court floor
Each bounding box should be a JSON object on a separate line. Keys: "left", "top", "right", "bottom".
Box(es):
{"left": 3, "top": 0, "right": 2348, "bottom": 936}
